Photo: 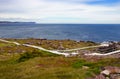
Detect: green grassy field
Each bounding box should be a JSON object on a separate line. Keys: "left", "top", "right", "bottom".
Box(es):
{"left": 0, "top": 39, "right": 120, "bottom": 79}
{"left": 0, "top": 52, "right": 120, "bottom": 79}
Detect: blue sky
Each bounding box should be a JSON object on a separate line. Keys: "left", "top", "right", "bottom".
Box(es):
{"left": 0, "top": 0, "right": 120, "bottom": 23}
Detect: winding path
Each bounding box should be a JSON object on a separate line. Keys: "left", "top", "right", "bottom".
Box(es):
{"left": 0, "top": 39, "right": 70, "bottom": 57}
{"left": 85, "top": 50, "right": 120, "bottom": 56}
{"left": 0, "top": 39, "right": 120, "bottom": 56}
{"left": 23, "top": 44, "right": 70, "bottom": 57}
{"left": 57, "top": 44, "right": 109, "bottom": 52}
{"left": 0, "top": 39, "right": 20, "bottom": 45}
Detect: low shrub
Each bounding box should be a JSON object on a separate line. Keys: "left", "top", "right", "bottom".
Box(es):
{"left": 17, "top": 49, "right": 59, "bottom": 62}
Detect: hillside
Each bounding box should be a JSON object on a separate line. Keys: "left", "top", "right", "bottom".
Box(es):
{"left": 0, "top": 38, "right": 120, "bottom": 79}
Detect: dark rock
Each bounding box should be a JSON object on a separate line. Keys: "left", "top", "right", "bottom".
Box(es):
{"left": 97, "top": 43, "right": 117, "bottom": 53}
{"left": 95, "top": 74, "right": 106, "bottom": 79}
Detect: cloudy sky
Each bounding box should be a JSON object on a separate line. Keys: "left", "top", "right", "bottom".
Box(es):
{"left": 0, "top": 0, "right": 120, "bottom": 23}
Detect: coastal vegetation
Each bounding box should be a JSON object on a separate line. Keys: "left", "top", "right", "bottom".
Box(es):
{"left": 0, "top": 53, "right": 119, "bottom": 79}
{"left": 0, "top": 39, "right": 120, "bottom": 79}
{"left": 5, "top": 38, "right": 98, "bottom": 50}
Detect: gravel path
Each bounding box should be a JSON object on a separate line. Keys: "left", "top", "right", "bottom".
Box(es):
{"left": 0, "top": 39, "right": 119, "bottom": 56}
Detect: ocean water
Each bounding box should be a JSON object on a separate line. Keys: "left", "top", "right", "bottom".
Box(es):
{"left": 0, "top": 24, "right": 120, "bottom": 42}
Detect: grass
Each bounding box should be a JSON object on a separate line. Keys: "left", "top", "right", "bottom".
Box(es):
{"left": 0, "top": 53, "right": 119, "bottom": 79}
{"left": 0, "top": 42, "right": 15, "bottom": 47}
{"left": 0, "top": 39, "right": 119, "bottom": 79}
{"left": 0, "top": 42, "right": 43, "bottom": 54}
{"left": 17, "top": 50, "right": 59, "bottom": 62}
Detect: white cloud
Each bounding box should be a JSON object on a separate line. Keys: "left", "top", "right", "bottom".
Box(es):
{"left": 0, "top": 0, "right": 120, "bottom": 23}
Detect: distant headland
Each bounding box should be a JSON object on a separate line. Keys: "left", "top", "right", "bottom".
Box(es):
{"left": 0, "top": 21, "right": 36, "bottom": 25}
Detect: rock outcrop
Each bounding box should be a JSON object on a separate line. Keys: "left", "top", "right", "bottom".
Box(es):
{"left": 93, "top": 66, "right": 120, "bottom": 79}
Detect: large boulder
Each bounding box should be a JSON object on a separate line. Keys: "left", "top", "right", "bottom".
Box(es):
{"left": 101, "top": 66, "right": 120, "bottom": 75}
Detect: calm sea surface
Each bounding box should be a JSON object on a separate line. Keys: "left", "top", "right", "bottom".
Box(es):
{"left": 0, "top": 24, "right": 120, "bottom": 42}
